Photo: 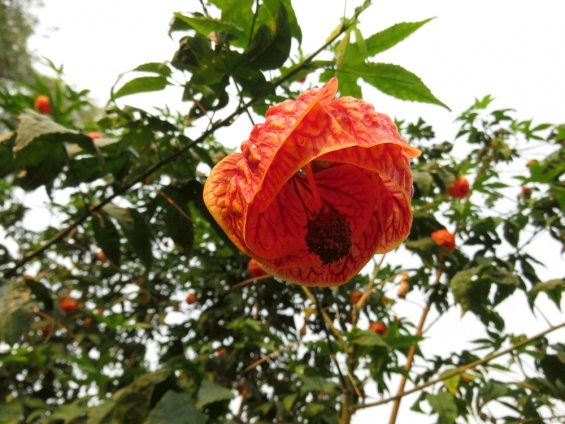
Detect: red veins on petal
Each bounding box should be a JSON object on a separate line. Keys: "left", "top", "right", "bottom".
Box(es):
{"left": 447, "top": 176, "right": 470, "bottom": 198}
{"left": 203, "top": 78, "right": 421, "bottom": 286}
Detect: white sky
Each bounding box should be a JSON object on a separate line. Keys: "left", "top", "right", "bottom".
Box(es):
{"left": 26, "top": 1, "right": 565, "bottom": 423}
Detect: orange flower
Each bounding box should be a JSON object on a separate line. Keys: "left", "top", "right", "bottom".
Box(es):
{"left": 86, "top": 131, "right": 102, "bottom": 139}
{"left": 203, "top": 78, "right": 420, "bottom": 286}
{"left": 431, "top": 229, "right": 456, "bottom": 253}
{"left": 447, "top": 176, "right": 470, "bottom": 198}
{"left": 247, "top": 258, "right": 268, "bottom": 277}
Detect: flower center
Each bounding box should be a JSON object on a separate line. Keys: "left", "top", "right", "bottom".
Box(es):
{"left": 302, "top": 164, "right": 352, "bottom": 264}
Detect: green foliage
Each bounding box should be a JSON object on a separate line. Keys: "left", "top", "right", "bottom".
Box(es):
{"left": 0, "top": 2, "right": 563, "bottom": 424}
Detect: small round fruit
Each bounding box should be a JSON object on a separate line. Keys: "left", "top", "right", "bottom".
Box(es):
{"left": 186, "top": 293, "right": 196, "bottom": 304}
{"left": 59, "top": 297, "right": 77, "bottom": 314}
{"left": 34, "top": 95, "right": 52, "bottom": 114}
{"left": 369, "top": 321, "right": 387, "bottom": 336}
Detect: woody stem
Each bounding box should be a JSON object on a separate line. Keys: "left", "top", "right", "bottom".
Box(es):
{"left": 303, "top": 163, "right": 323, "bottom": 210}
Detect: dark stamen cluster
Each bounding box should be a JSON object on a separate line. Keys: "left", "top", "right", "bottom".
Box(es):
{"left": 304, "top": 205, "right": 352, "bottom": 265}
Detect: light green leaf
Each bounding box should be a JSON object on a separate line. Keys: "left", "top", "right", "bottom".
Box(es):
{"left": 145, "top": 390, "right": 207, "bottom": 424}
{"left": 426, "top": 392, "right": 457, "bottom": 424}
{"left": 87, "top": 399, "right": 115, "bottom": 424}
{"left": 0, "top": 280, "right": 35, "bottom": 345}
{"left": 528, "top": 279, "right": 565, "bottom": 310}
{"left": 196, "top": 379, "right": 234, "bottom": 410}
{"left": 173, "top": 12, "right": 246, "bottom": 45}
{"left": 349, "top": 329, "right": 388, "bottom": 347}
{"left": 0, "top": 401, "right": 22, "bottom": 424}
{"left": 359, "top": 62, "right": 450, "bottom": 110}
{"left": 283, "top": 393, "right": 298, "bottom": 411}
{"left": 113, "top": 76, "right": 169, "bottom": 100}
{"left": 441, "top": 370, "right": 461, "bottom": 395}
{"left": 365, "top": 18, "right": 435, "bottom": 56}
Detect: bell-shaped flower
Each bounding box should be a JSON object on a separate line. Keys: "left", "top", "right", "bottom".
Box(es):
{"left": 203, "top": 78, "right": 420, "bottom": 286}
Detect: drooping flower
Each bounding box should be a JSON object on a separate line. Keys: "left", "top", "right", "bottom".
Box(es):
{"left": 203, "top": 78, "right": 421, "bottom": 286}
{"left": 447, "top": 176, "right": 470, "bottom": 198}
{"left": 431, "top": 229, "right": 456, "bottom": 253}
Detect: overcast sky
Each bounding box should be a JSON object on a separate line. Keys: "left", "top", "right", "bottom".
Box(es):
{"left": 27, "top": 2, "right": 565, "bottom": 423}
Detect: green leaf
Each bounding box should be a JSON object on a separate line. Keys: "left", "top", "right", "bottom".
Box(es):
{"left": 300, "top": 376, "right": 339, "bottom": 396}
{"left": 365, "top": 18, "right": 435, "bottom": 56}
{"left": 87, "top": 398, "right": 115, "bottom": 424}
{"left": 196, "top": 379, "right": 234, "bottom": 410}
{"left": 359, "top": 62, "right": 450, "bottom": 110}
{"left": 133, "top": 62, "right": 172, "bottom": 77}
{"left": 441, "top": 370, "right": 461, "bottom": 395}
{"left": 426, "top": 392, "right": 457, "bottom": 424}
{"left": 528, "top": 279, "right": 565, "bottom": 309}
{"left": 0, "top": 280, "right": 35, "bottom": 345}
{"left": 412, "top": 170, "right": 434, "bottom": 196}
{"left": 0, "top": 401, "right": 22, "bottom": 424}
{"left": 91, "top": 211, "right": 122, "bottom": 266}
{"left": 173, "top": 13, "right": 246, "bottom": 45}
{"left": 145, "top": 390, "right": 207, "bottom": 424}
{"left": 303, "top": 403, "right": 326, "bottom": 418}
{"left": 246, "top": 0, "right": 292, "bottom": 70}
{"left": 349, "top": 329, "right": 388, "bottom": 347}
{"left": 112, "top": 369, "right": 170, "bottom": 424}
{"left": 282, "top": 393, "right": 298, "bottom": 411}
{"left": 113, "top": 76, "right": 169, "bottom": 100}
{"left": 102, "top": 204, "right": 153, "bottom": 269}
{"left": 450, "top": 266, "right": 488, "bottom": 314}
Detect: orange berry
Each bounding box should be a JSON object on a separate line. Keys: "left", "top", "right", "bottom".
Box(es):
{"left": 34, "top": 95, "right": 52, "bottom": 114}
{"left": 186, "top": 293, "right": 196, "bottom": 304}
{"left": 247, "top": 259, "right": 268, "bottom": 278}
{"left": 447, "top": 176, "right": 470, "bottom": 199}
{"left": 59, "top": 297, "right": 77, "bottom": 314}
{"left": 369, "top": 321, "right": 387, "bottom": 336}
{"left": 216, "top": 348, "right": 226, "bottom": 357}
{"left": 95, "top": 252, "right": 107, "bottom": 262}
{"left": 431, "top": 229, "right": 456, "bottom": 253}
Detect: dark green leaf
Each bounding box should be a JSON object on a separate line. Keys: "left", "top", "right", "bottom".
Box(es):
{"left": 91, "top": 211, "right": 122, "bottom": 267}
{"left": 145, "top": 390, "right": 207, "bottom": 424}
{"left": 113, "top": 370, "right": 170, "bottom": 424}
{"left": 113, "top": 76, "right": 169, "bottom": 100}
{"left": 133, "top": 62, "right": 172, "bottom": 77}
{"left": 102, "top": 204, "right": 153, "bottom": 269}
{"left": 246, "top": 0, "right": 292, "bottom": 70}
{"left": 195, "top": 379, "right": 234, "bottom": 409}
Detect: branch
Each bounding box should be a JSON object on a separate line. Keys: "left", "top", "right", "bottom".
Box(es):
{"left": 350, "top": 321, "right": 565, "bottom": 412}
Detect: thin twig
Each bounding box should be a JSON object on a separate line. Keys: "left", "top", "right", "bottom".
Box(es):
{"left": 244, "top": 340, "right": 302, "bottom": 372}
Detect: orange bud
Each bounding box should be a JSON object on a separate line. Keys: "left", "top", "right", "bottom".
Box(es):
{"left": 349, "top": 290, "right": 365, "bottom": 308}
{"left": 447, "top": 176, "right": 470, "bottom": 199}
{"left": 431, "top": 229, "right": 456, "bottom": 253}
{"left": 34, "top": 95, "right": 52, "bottom": 114}
{"left": 59, "top": 297, "right": 77, "bottom": 314}
{"left": 369, "top": 321, "right": 387, "bottom": 336}
{"left": 186, "top": 293, "right": 196, "bottom": 304}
